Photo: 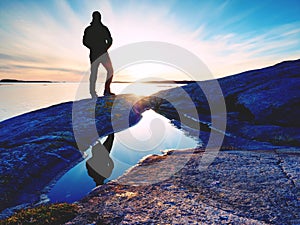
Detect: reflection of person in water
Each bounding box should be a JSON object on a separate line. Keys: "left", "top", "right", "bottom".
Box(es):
{"left": 86, "top": 134, "right": 114, "bottom": 186}
{"left": 83, "top": 11, "right": 115, "bottom": 98}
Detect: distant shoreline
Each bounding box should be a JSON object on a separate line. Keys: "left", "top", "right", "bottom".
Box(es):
{"left": 0, "top": 79, "right": 196, "bottom": 84}
{"left": 0, "top": 79, "right": 54, "bottom": 83}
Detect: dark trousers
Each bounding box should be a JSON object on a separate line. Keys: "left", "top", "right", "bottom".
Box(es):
{"left": 89, "top": 52, "right": 114, "bottom": 95}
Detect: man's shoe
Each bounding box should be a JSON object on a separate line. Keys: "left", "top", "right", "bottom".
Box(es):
{"left": 90, "top": 93, "right": 98, "bottom": 99}
{"left": 103, "top": 91, "right": 116, "bottom": 96}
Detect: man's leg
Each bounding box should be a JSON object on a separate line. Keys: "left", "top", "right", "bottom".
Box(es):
{"left": 90, "top": 58, "right": 101, "bottom": 98}
{"left": 100, "top": 53, "right": 114, "bottom": 95}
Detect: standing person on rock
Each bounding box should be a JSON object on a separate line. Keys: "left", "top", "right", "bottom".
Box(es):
{"left": 83, "top": 11, "right": 115, "bottom": 98}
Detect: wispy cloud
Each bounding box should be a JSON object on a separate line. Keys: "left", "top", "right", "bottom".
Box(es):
{"left": 0, "top": 0, "right": 299, "bottom": 81}
{"left": 0, "top": 1, "right": 88, "bottom": 80}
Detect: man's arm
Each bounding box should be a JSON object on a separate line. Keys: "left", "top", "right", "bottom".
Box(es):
{"left": 83, "top": 28, "right": 91, "bottom": 48}
{"left": 105, "top": 27, "right": 113, "bottom": 50}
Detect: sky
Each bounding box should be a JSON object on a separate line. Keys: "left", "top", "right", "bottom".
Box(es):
{"left": 0, "top": 0, "right": 300, "bottom": 82}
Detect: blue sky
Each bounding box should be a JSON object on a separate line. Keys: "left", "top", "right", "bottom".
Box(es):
{"left": 0, "top": 0, "right": 300, "bottom": 81}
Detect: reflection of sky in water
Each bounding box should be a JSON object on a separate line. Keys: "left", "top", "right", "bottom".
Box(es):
{"left": 48, "top": 110, "right": 200, "bottom": 203}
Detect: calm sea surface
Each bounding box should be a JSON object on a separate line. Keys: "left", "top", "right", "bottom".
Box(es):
{"left": 0, "top": 82, "right": 179, "bottom": 121}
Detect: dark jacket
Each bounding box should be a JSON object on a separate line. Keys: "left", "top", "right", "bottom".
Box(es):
{"left": 83, "top": 22, "right": 113, "bottom": 61}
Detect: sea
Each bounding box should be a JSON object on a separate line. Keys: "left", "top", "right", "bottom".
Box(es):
{"left": 0, "top": 82, "right": 178, "bottom": 122}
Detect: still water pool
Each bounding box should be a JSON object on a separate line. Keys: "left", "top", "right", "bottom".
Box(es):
{"left": 48, "top": 110, "right": 200, "bottom": 203}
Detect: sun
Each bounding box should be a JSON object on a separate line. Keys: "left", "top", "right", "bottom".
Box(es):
{"left": 115, "top": 62, "right": 192, "bottom": 82}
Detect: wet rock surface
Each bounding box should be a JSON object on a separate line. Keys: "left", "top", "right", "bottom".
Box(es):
{"left": 67, "top": 149, "right": 300, "bottom": 224}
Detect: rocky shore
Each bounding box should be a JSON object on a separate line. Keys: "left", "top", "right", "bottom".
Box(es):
{"left": 67, "top": 148, "right": 300, "bottom": 224}
{"left": 0, "top": 94, "right": 143, "bottom": 215}
{"left": 152, "top": 59, "right": 300, "bottom": 149}
{"left": 1, "top": 59, "right": 300, "bottom": 223}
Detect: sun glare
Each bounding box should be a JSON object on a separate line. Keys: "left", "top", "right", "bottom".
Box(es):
{"left": 115, "top": 62, "right": 192, "bottom": 82}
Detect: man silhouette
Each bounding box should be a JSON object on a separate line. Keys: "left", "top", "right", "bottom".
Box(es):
{"left": 83, "top": 11, "right": 115, "bottom": 98}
